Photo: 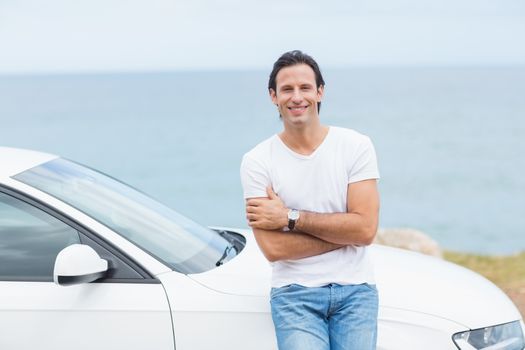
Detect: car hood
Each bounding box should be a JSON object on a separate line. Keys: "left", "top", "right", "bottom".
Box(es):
{"left": 189, "top": 228, "right": 522, "bottom": 329}
{"left": 188, "top": 228, "right": 273, "bottom": 296}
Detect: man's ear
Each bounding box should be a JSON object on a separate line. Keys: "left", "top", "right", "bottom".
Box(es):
{"left": 269, "top": 88, "right": 277, "bottom": 105}
{"left": 317, "top": 85, "right": 325, "bottom": 102}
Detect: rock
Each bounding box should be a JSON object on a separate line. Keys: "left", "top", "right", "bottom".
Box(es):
{"left": 374, "top": 228, "right": 443, "bottom": 258}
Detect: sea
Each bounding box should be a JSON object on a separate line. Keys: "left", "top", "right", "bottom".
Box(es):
{"left": 1, "top": 67, "right": 524, "bottom": 254}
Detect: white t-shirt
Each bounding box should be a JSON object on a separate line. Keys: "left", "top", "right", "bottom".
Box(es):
{"left": 240, "top": 126, "right": 380, "bottom": 288}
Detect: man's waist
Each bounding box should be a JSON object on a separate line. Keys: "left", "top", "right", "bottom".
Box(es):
{"left": 270, "top": 252, "right": 374, "bottom": 288}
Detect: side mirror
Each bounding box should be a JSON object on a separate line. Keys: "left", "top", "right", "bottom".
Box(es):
{"left": 53, "top": 244, "right": 108, "bottom": 286}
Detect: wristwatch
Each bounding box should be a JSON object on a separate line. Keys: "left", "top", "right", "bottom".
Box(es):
{"left": 287, "top": 209, "right": 300, "bottom": 231}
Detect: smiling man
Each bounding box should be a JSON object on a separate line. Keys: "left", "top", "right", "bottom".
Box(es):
{"left": 240, "top": 50, "right": 380, "bottom": 350}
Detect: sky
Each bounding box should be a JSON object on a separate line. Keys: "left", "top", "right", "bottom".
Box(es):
{"left": 1, "top": 0, "right": 525, "bottom": 74}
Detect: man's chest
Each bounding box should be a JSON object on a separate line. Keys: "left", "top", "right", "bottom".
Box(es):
{"left": 268, "top": 155, "right": 349, "bottom": 213}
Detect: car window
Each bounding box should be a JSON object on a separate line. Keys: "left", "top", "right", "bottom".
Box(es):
{"left": 14, "top": 158, "right": 242, "bottom": 274}
{"left": 79, "top": 233, "right": 146, "bottom": 280}
{"left": 0, "top": 192, "right": 80, "bottom": 281}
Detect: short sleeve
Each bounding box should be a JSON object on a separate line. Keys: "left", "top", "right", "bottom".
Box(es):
{"left": 348, "top": 136, "right": 380, "bottom": 184}
{"left": 240, "top": 153, "right": 271, "bottom": 199}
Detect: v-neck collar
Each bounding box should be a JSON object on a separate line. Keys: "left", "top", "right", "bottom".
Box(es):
{"left": 275, "top": 127, "right": 332, "bottom": 160}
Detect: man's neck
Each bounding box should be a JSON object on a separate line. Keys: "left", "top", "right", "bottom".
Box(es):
{"left": 279, "top": 123, "right": 330, "bottom": 156}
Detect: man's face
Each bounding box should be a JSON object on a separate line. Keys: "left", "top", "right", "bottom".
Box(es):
{"left": 270, "top": 64, "right": 324, "bottom": 127}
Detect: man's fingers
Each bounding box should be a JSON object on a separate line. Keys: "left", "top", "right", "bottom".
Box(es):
{"left": 246, "top": 198, "right": 263, "bottom": 207}
{"left": 246, "top": 206, "right": 258, "bottom": 214}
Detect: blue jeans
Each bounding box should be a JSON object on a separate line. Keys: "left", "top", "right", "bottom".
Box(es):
{"left": 270, "top": 283, "right": 378, "bottom": 350}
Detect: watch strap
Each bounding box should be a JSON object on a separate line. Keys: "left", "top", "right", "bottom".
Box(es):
{"left": 287, "top": 209, "right": 299, "bottom": 230}
{"left": 288, "top": 218, "right": 296, "bottom": 230}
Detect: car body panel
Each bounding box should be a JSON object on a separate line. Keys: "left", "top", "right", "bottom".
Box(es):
{"left": 0, "top": 147, "right": 56, "bottom": 178}
{"left": 377, "top": 307, "right": 466, "bottom": 350}
{"left": 0, "top": 281, "right": 174, "bottom": 350}
{"left": 159, "top": 271, "right": 276, "bottom": 350}
{"left": 371, "top": 245, "right": 522, "bottom": 329}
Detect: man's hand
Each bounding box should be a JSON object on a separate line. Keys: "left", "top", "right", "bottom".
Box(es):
{"left": 246, "top": 187, "right": 288, "bottom": 230}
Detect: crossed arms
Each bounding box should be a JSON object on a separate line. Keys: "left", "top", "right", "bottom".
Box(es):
{"left": 245, "top": 179, "right": 379, "bottom": 262}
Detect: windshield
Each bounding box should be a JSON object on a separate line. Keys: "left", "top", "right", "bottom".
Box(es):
{"left": 14, "top": 158, "right": 240, "bottom": 274}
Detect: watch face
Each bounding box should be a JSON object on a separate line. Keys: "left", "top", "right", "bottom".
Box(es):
{"left": 289, "top": 210, "right": 300, "bottom": 220}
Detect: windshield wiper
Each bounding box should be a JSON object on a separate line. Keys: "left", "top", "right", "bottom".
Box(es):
{"left": 214, "top": 230, "right": 245, "bottom": 267}
{"left": 216, "top": 244, "right": 236, "bottom": 267}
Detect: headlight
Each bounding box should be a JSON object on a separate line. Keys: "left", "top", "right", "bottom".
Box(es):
{"left": 453, "top": 320, "right": 525, "bottom": 350}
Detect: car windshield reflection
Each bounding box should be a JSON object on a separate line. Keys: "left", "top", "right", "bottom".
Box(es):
{"left": 14, "top": 158, "right": 242, "bottom": 274}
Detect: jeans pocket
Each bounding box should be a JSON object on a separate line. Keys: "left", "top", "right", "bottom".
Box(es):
{"left": 270, "top": 283, "right": 304, "bottom": 299}
{"left": 361, "top": 283, "right": 378, "bottom": 293}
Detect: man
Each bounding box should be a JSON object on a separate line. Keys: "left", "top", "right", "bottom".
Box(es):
{"left": 240, "top": 50, "right": 380, "bottom": 350}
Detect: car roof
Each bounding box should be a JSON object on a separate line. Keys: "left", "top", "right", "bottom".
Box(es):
{"left": 0, "top": 147, "right": 58, "bottom": 179}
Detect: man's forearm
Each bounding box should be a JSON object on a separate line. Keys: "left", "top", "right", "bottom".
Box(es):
{"left": 295, "top": 211, "right": 377, "bottom": 246}
{"left": 252, "top": 228, "right": 345, "bottom": 262}
{"left": 245, "top": 181, "right": 379, "bottom": 257}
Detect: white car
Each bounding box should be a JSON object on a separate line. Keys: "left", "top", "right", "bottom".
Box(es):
{"left": 0, "top": 146, "right": 523, "bottom": 350}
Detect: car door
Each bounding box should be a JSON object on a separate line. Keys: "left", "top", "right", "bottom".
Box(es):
{"left": 0, "top": 189, "right": 174, "bottom": 350}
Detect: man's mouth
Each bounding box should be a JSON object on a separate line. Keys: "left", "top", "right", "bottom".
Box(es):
{"left": 287, "top": 106, "right": 308, "bottom": 111}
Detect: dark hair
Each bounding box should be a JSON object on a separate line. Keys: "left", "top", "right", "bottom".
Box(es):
{"left": 268, "top": 50, "right": 325, "bottom": 113}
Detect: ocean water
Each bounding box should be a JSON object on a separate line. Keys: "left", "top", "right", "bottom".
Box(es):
{"left": 1, "top": 67, "right": 524, "bottom": 254}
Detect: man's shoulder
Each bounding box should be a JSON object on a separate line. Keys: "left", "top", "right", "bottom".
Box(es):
{"left": 330, "top": 126, "right": 371, "bottom": 145}
{"left": 243, "top": 134, "right": 277, "bottom": 160}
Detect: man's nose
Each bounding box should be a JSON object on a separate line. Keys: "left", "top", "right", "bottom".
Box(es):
{"left": 291, "top": 88, "right": 303, "bottom": 103}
